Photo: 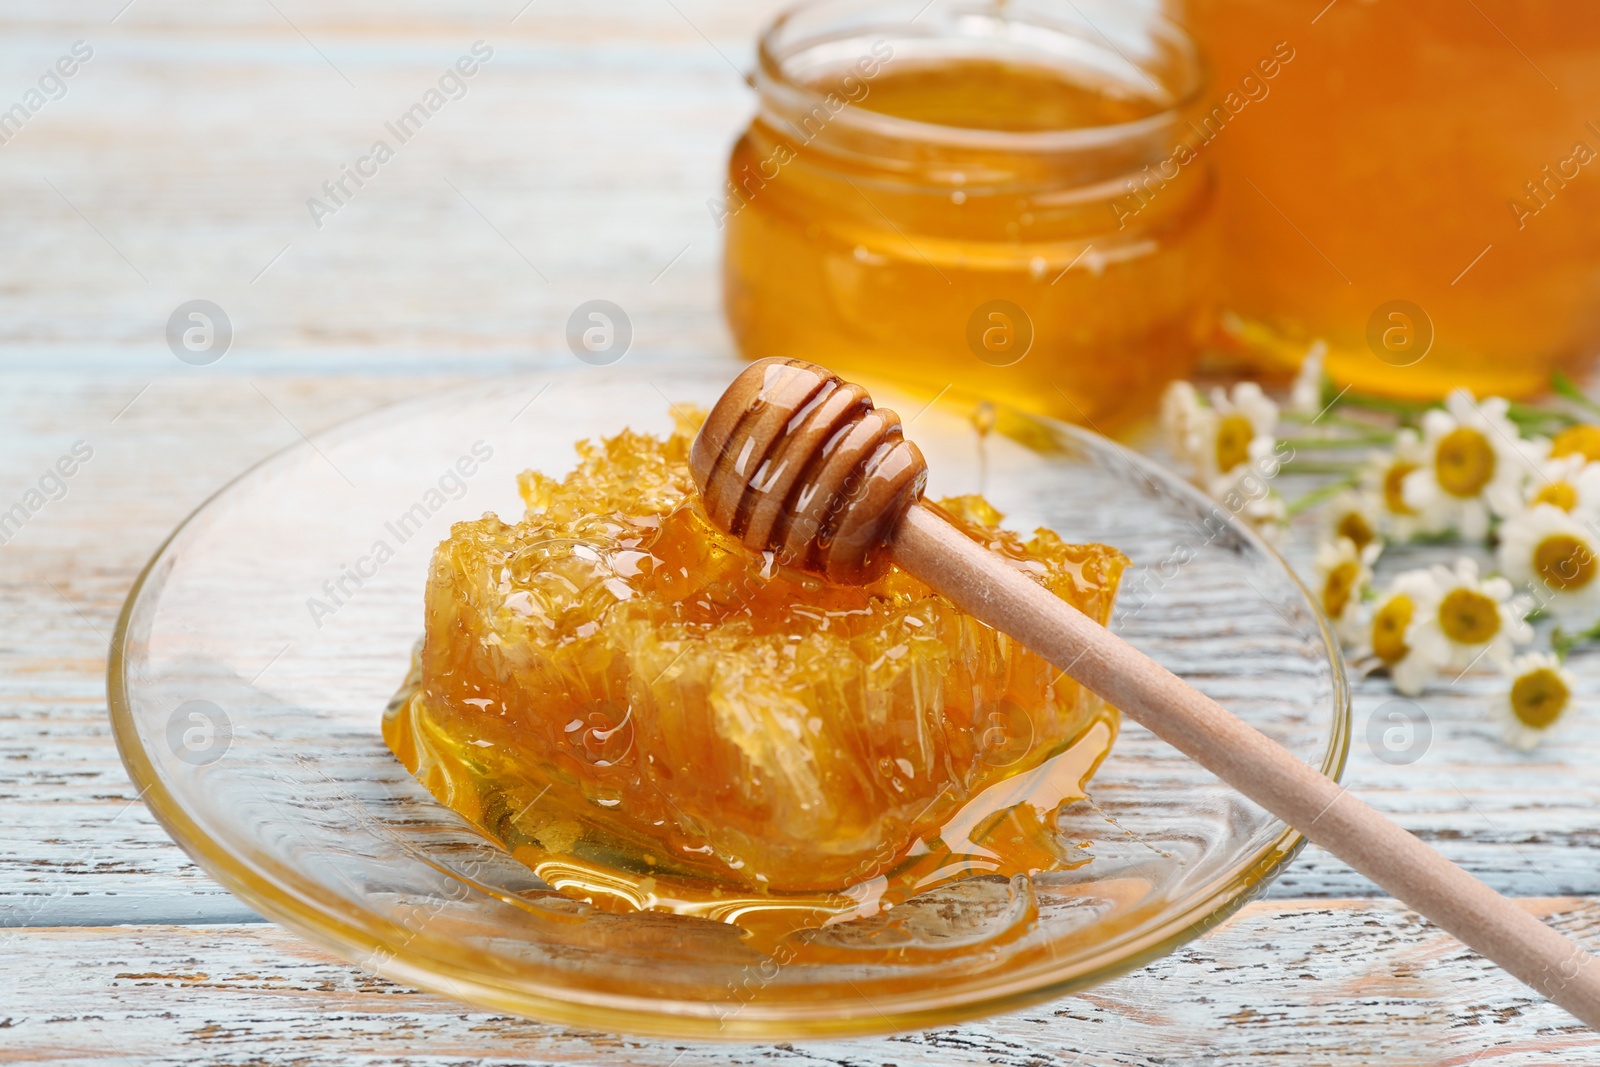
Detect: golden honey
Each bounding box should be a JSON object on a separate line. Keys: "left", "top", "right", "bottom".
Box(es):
{"left": 385, "top": 412, "right": 1127, "bottom": 939}
{"left": 720, "top": 2, "right": 1216, "bottom": 431}
{"left": 1180, "top": 0, "right": 1600, "bottom": 397}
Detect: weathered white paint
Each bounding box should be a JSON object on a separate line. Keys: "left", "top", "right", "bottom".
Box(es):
{"left": 1, "top": 903, "right": 1597, "bottom": 1065}
{"left": 1, "top": 0, "right": 1597, "bottom": 1059}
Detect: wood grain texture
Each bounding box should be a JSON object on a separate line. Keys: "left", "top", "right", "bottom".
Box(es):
{"left": 0, "top": 0, "right": 787, "bottom": 370}
{"left": 1, "top": 0, "right": 1599, "bottom": 1058}
{"left": 2, "top": 902, "right": 1597, "bottom": 1066}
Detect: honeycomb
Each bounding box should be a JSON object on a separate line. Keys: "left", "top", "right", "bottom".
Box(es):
{"left": 385, "top": 412, "right": 1127, "bottom": 929}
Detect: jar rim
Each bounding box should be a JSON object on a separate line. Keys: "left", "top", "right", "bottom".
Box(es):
{"left": 754, "top": 0, "right": 1209, "bottom": 157}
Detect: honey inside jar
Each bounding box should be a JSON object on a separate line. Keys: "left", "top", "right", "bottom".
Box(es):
{"left": 849, "top": 58, "right": 1165, "bottom": 133}
{"left": 720, "top": 1, "right": 1215, "bottom": 431}
{"left": 1179, "top": 0, "right": 1600, "bottom": 397}
{"left": 384, "top": 411, "right": 1127, "bottom": 941}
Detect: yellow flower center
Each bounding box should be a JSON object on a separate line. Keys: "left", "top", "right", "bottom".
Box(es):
{"left": 1371, "top": 594, "right": 1413, "bottom": 664}
{"left": 1434, "top": 427, "right": 1496, "bottom": 498}
{"left": 1215, "top": 413, "right": 1254, "bottom": 474}
{"left": 1322, "top": 561, "right": 1360, "bottom": 619}
{"left": 1437, "top": 587, "right": 1500, "bottom": 645}
{"left": 1533, "top": 534, "right": 1597, "bottom": 591}
{"left": 1383, "top": 462, "right": 1419, "bottom": 515}
{"left": 1551, "top": 424, "right": 1600, "bottom": 463}
{"left": 1335, "top": 510, "right": 1376, "bottom": 550}
{"left": 1510, "top": 667, "right": 1569, "bottom": 730}
{"left": 1532, "top": 480, "right": 1579, "bottom": 511}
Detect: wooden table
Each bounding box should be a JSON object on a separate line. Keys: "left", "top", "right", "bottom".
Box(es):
{"left": 1, "top": 2, "right": 1596, "bottom": 1063}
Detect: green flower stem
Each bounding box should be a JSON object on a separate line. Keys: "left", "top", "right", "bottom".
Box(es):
{"left": 1278, "top": 461, "right": 1364, "bottom": 474}
{"left": 1552, "top": 371, "right": 1600, "bottom": 418}
{"left": 1285, "top": 475, "right": 1360, "bottom": 516}
{"left": 1310, "top": 378, "right": 1580, "bottom": 434}
{"left": 1506, "top": 403, "right": 1578, "bottom": 429}
{"left": 1332, "top": 392, "right": 1433, "bottom": 418}
{"left": 1405, "top": 529, "right": 1464, "bottom": 546}
{"left": 1550, "top": 618, "right": 1600, "bottom": 662}
{"left": 1279, "top": 434, "right": 1395, "bottom": 451}
{"left": 1317, "top": 413, "right": 1396, "bottom": 433}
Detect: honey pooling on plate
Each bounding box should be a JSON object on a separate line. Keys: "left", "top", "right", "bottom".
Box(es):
{"left": 385, "top": 410, "right": 1127, "bottom": 935}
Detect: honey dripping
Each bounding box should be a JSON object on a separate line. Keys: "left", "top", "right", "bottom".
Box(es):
{"left": 385, "top": 409, "right": 1127, "bottom": 947}
{"left": 972, "top": 400, "right": 997, "bottom": 497}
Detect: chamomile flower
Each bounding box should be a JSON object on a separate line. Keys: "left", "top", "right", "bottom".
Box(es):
{"left": 1162, "top": 380, "right": 1284, "bottom": 532}
{"left": 1402, "top": 391, "right": 1539, "bottom": 540}
{"left": 1522, "top": 453, "right": 1600, "bottom": 517}
{"left": 1496, "top": 504, "right": 1600, "bottom": 610}
{"left": 1314, "top": 536, "right": 1380, "bottom": 645}
{"left": 1362, "top": 568, "right": 1444, "bottom": 695}
{"left": 1549, "top": 423, "right": 1600, "bottom": 464}
{"left": 1408, "top": 557, "right": 1533, "bottom": 672}
{"left": 1321, "top": 490, "right": 1382, "bottom": 554}
{"left": 1160, "top": 380, "right": 1205, "bottom": 470}
{"left": 1289, "top": 339, "right": 1328, "bottom": 416}
{"left": 1493, "top": 652, "right": 1576, "bottom": 751}
{"left": 1196, "top": 382, "right": 1280, "bottom": 485}
{"left": 1360, "top": 428, "right": 1429, "bottom": 542}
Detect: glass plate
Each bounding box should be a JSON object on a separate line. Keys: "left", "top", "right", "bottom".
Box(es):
{"left": 109, "top": 359, "right": 1349, "bottom": 1039}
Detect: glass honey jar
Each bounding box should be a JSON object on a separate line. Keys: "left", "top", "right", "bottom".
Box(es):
{"left": 719, "top": 0, "right": 1216, "bottom": 430}
{"left": 1177, "top": 0, "right": 1600, "bottom": 399}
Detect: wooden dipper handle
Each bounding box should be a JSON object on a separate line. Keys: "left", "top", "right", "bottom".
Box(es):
{"left": 690, "top": 357, "right": 1600, "bottom": 1029}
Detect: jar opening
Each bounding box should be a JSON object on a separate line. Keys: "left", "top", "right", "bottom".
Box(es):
{"left": 756, "top": 0, "right": 1206, "bottom": 158}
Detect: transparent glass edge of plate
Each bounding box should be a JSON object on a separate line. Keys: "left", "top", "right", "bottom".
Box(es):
{"left": 105, "top": 368, "right": 1353, "bottom": 1040}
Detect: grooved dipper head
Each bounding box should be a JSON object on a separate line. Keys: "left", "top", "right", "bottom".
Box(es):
{"left": 689, "top": 358, "right": 928, "bottom": 585}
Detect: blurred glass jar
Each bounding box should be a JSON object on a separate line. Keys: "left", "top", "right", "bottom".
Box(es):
{"left": 719, "top": 0, "right": 1216, "bottom": 430}
{"left": 1177, "top": 0, "right": 1600, "bottom": 399}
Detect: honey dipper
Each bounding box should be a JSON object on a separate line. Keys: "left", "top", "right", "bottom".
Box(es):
{"left": 690, "top": 357, "right": 1600, "bottom": 1029}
